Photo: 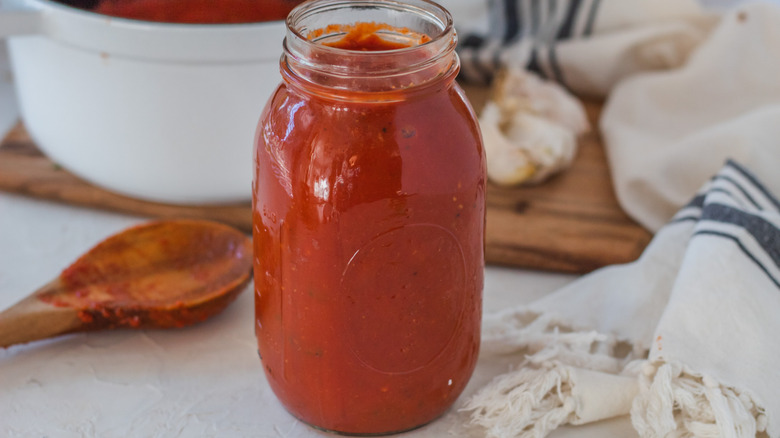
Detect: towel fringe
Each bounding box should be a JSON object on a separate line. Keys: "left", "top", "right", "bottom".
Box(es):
{"left": 481, "top": 309, "right": 645, "bottom": 372}
{"left": 462, "top": 365, "right": 576, "bottom": 438}
{"left": 631, "top": 362, "right": 767, "bottom": 438}
{"left": 463, "top": 308, "right": 649, "bottom": 438}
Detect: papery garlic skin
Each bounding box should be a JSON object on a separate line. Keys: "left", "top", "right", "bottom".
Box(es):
{"left": 481, "top": 102, "right": 577, "bottom": 185}
{"left": 480, "top": 68, "right": 589, "bottom": 186}
{"left": 493, "top": 68, "right": 590, "bottom": 136}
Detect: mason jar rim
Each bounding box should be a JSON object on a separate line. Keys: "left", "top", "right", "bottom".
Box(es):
{"left": 285, "top": 0, "right": 454, "bottom": 54}
{"left": 282, "top": 0, "right": 458, "bottom": 82}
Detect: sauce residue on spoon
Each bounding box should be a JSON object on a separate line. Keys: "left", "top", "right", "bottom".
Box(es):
{"left": 38, "top": 220, "right": 252, "bottom": 330}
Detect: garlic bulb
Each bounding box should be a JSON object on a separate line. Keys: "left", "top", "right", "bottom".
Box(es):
{"left": 480, "top": 68, "right": 590, "bottom": 185}
{"left": 481, "top": 103, "right": 577, "bottom": 185}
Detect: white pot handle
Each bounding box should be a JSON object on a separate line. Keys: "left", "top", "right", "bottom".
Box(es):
{"left": 0, "top": 1, "right": 43, "bottom": 39}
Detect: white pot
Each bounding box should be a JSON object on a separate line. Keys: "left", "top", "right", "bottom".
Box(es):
{"left": 0, "top": 0, "right": 285, "bottom": 204}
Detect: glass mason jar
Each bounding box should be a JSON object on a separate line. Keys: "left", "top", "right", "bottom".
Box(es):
{"left": 253, "top": 0, "right": 485, "bottom": 434}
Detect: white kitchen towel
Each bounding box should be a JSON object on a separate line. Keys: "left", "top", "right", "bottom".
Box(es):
{"left": 601, "top": 2, "right": 780, "bottom": 232}
{"left": 462, "top": 160, "right": 780, "bottom": 437}
{"left": 452, "top": 0, "right": 780, "bottom": 232}
{"left": 453, "top": 0, "right": 714, "bottom": 95}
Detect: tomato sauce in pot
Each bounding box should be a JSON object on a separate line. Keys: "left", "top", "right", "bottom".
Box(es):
{"left": 68, "top": 0, "right": 304, "bottom": 24}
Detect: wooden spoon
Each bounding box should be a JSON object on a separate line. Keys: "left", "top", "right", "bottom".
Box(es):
{"left": 0, "top": 219, "right": 253, "bottom": 348}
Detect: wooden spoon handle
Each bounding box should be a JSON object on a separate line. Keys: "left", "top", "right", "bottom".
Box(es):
{"left": 0, "top": 282, "right": 84, "bottom": 348}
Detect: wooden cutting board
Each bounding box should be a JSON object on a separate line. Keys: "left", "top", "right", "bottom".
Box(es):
{"left": 0, "top": 91, "right": 651, "bottom": 274}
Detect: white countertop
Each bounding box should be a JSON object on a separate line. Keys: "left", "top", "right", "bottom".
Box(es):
{"left": 0, "top": 40, "right": 637, "bottom": 437}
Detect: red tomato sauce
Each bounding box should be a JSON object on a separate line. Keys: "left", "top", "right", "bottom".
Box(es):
{"left": 91, "top": 0, "right": 303, "bottom": 24}
{"left": 254, "top": 23, "right": 485, "bottom": 434}
{"left": 310, "top": 22, "right": 432, "bottom": 51}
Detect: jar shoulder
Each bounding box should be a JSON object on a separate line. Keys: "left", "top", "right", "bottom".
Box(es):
{"left": 258, "top": 83, "right": 484, "bottom": 158}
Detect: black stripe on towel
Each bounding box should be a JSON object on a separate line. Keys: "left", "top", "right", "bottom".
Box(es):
{"left": 503, "top": 0, "right": 522, "bottom": 43}
{"left": 727, "top": 159, "right": 780, "bottom": 212}
{"left": 708, "top": 187, "right": 750, "bottom": 209}
{"left": 685, "top": 194, "right": 707, "bottom": 210}
{"left": 669, "top": 215, "right": 701, "bottom": 225}
{"left": 461, "top": 34, "right": 487, "bottom": 50}
{"left": 713, "top": 175, "right": 764, "bottom": 211}
{"left": 547, "top": 0, "right": 567, "bottom": 86}
{"left": 527, "top": 47, "right": 547, "bottom": 79}
{"left": 680, "top": 187, "right": 744, "bottom": 210}
{"left": 693, "top": 230, "right": 780, "bottom": 290}
{"left": 583, "top": 0, "right": 601, "bottom": 35}
{"left": 530, "top": 0, "right": 540, "bottom": 35}
{"left": 700, "top": 203, "right": 780, "bottom": 270}
{"left": 459, "top": 35, "right": 495, "bottom": 84}
{"left": 457, "top": 0, "right": 601, "bottom": 85}
{"left": 556, "top": 0, "right": 583, "bottom": 40}
{"left": 548, "top": 45, "right": 566, "bottom": 86}
{"left": 672, "top": 188, "right": 753, "bottom": 225}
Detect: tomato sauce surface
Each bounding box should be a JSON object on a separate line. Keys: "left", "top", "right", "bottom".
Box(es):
{"left": 91, "top": 0, "right": 303, "bottom": 23}
{"left": 253, "top": 21, "right": 485, "bottom": 434}
{"left": 313, "top": 22, "right": 432, "bottom": 51}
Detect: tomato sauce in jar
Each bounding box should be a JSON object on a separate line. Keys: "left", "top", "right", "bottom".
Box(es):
{"left": 253, "top": 1, "right": 485, "bottom": 434}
